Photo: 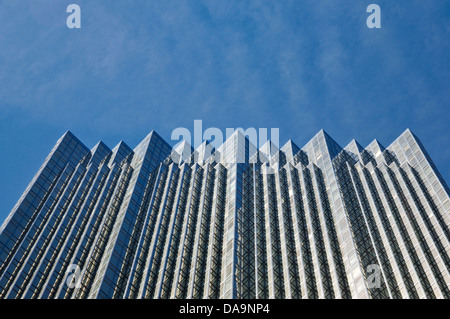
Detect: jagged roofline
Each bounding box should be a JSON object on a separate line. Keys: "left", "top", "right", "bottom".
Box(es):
{"left": 56, "top": 127, "right": 450, "bottom": 190}
{"left": 58, "top": 127, "right": 449, "bottom": 191}
{"left": 62, "top": 128, "right": 423, "bottom": 162}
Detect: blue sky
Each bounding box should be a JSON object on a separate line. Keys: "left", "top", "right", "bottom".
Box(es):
{"left": 0, "top": 1, "right": 449, "bottom": 223}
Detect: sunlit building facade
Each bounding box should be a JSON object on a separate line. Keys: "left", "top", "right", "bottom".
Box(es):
{"left": 0, "top": 128, "right": 448, "bottom": 299}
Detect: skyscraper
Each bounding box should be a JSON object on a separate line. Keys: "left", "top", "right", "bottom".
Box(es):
{"left": 0, "top": 128, "right": 448, "bottom": 299}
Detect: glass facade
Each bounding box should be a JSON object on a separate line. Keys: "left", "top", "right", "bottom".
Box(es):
{"left": 0, "top": 128, "right": 448, "bottom": 299}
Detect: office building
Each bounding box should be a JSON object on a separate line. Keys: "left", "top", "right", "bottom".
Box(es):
{"left": 0, "top": 128, "right": 448, "bottom": 299}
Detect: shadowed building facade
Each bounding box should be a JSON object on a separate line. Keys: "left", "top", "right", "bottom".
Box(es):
{"left": 0, "top": 129, "right": 448, "bottom": 299}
